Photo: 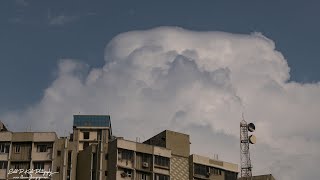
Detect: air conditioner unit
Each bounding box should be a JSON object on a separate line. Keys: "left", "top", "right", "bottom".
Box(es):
{"left": 142, "top": 162, "right": 149, "bottom": 168}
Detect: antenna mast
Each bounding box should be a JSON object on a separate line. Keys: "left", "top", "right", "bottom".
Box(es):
{"left": 240, "top": 115, "right": 256, "bottom": 178}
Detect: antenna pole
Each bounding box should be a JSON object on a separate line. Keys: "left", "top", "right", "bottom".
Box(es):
{"left": 240, "top": 117, "right": 253, "bottom": 178}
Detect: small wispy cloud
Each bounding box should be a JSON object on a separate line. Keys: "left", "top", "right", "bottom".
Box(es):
{"left": 8, "top": 17, "right": 23, "bottom": 24}
{"left": 48, "top": 15, "right": 77, "bottom": 26}
{"left": 47, "top": 8, "right": 78, "bottom": 26}
{"left": 46, "top": 8, "right": 94, "bottom": 27}
{"left": 8, "top": 0, "right": 29, "bottom": 24}
{"left": 15, "top": 0, "right": 29, "bottom": 7}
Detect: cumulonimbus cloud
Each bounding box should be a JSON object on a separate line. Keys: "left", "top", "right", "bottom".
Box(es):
{"left": 2, "top": 27, "right": 320, "bottom": 180}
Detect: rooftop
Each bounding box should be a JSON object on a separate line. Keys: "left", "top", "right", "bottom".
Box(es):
{"left": 191, "top": 154, "right": 239, "bottom": 173}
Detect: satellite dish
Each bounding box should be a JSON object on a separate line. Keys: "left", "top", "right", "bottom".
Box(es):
{"left": 248, "top": 123, "right": 255, "bottom": 132}
{"left": 249, "top": 135, "right": 257, "bottom": 144}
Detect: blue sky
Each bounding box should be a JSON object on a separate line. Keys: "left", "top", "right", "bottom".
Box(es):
{"left": 1, "top": 0, "right": 320, "bottom": 113}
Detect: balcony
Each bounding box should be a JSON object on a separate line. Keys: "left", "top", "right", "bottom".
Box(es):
{"left": 32, "top": 144, "right": 53, "bottom": 161}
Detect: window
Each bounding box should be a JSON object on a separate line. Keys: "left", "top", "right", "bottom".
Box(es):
{"left": 141, "top": 174, "right": 147, "bottom": 180}
{"left": 104, "top": 171, "right": 108, "bottom": 176}
{"left": 141, "top": 153, "right": 149, "bottom": 163}
{"left": 15, "top": 145, "right": 20, "bottom": 153}
{"left": 105, "top": 153, "right": 108, "bottom": 160}
{"left": 13, "top": 163, "right": 20, "bottom": 169}
{"left": 212, "top": 167, "right": 221, "bottom": 175}
{"left": 67, "top": 151, "right": 72, "bottom": 169}
{"left": 0, "top": 161, "right": 8, "bottom": 169}
{"left": 0, "top": 143, "right": 10, "bottom": 153}
{"left": 194, "top": 164, "right": 209, "bottom": 176}
{"left": 56, "top": 166, "right": 60, "bottom": 172}
{"left": 12, "top": 163, "right": 29, "bottom": 169}
{"left": 225, "top": 171, "right": 238, "bottom": 180}
{"left": 118, "top": 149, "right": 133, "bottom": 161}
{"left": 37, "top": 145, "right": 47, "bottom": 152}
{"left": 83, "top": 132, "right": 90, "bottom": 139}
{"left": 155, "top": 174, "right": 169, "bottom": 180}
{"left": 83, "top": 142, "right": 89, "bottom": 149}
{"left": 97, "top": 131, "right": 101, "bottom": 140}
{"left": 57, "top": 150, "right": 61, "bottom": 156}
{"left": 34, "top": 162, "right": 45, "bottom": 169}
{"left": 154, "top": 155, "right": 170, "bottom": 167}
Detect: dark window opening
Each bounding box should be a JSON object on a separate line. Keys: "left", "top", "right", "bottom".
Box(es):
{"left": 142, "top": 153, "right": 149, "bottom": 163}
{"left": 67, "top": 151, "right": 72, "bottom": 170}
{"left": 0, "top": 143, "right": 10, "bottom": 153}
{"left": 118, "top": 149, "right": 133, "bottom": 161}
{"left": 83, "top": 132, "right": 90, "bottom": 139}
{"left": 155, "top": 155, "right": 170, "bottom": 167}
{"left": 0, "top": 161, "right": 8, "bottom": 169}
{"left": 225, "top": 171, "right": 238, "bottom": 180}
{"left": 194, "top": 164, "right": 209, "bottom": 176}
{"left": 155, "top": 173, "right": 169, "bottom": 180}
{"left": 12, "top": 163, "right": 29, "bottom": 169}
{"left": 37, "top": 145, "right": 48, "bottom": 152}
{"left": 34, "top": 162, "right": 45, "bottom": 169}
{"left": 15, "top": 145, "right": 21, "bottom": 153}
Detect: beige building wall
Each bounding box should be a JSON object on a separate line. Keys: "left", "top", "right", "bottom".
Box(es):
{"left": 0, "top": 131, "right": 60, "bottom": 180}
{"left": 108, "top": 138, "right": 172, "bottom": 180}
{"left": 171, "top": 156, "right": 189, "bottom": 180}
{"left": 31, "top": 142, "right": 54, "bottom": 161}
{"left": 0, "top": 131, "right": 12, "bottom": 141}
{"left": 190, "top": 154, "right": 239, "bottom": 180}
{"left": 66, "top": 141, "right": 78, "bottom": 180}
{"left": 53, "top": 138, "right": 66, "bottom": 180}
{"left": 144, "top": 130, "right": 190, "bottom": 180}
{"left": 238, "top": 174, "right": 276, "bottom": 180}
{"left": 166, "top": 131, "right": 190, "bottom": 180}
{"left": 52, "top": 136, "right": 77, "bottom": 180}
{"left": 10, "top": 142, "right": 32, "bottom": 161}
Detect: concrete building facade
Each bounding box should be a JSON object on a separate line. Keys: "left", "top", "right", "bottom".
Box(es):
{"left": 0, "top": 115, "right": 248, "bottom": 180}
{"left": 190, "top": 154, "right": 238, "bottom": 180}
{"left": 238, "top": 174, "right": 275, "bottom": 180}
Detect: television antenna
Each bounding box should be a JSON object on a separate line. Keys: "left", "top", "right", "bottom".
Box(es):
{"left": 240, "top": 114, "right": 256, "bottom": 178}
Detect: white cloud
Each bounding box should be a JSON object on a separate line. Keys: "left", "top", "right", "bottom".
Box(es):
{"left": 47, "top": 9, "right": 77, "bottom": 26}
{"left": 48, "top": 15, "right": 76, "bottom": 26}
{"left": 15, "top": 0, "right": 29, "bottom": 7}
{"left": 2, "top": 27, "right": 320, "bottom": 180}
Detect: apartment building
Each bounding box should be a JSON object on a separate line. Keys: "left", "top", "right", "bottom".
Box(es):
{"left": 143, "top": 130, "right": 191, "bottom": 180}
{"left": 0, "top": 115, "right": 111, "bottom": 180}
{"left": 72, "top": 115, "right": 112, "bottom": 151}
{"left": 0, "top": 115, "right": 242, "bottom": 180}
{"left": 0, "top": 122, "right": 58, "bottom": 179}
{"left": 73, "top": 114, "right": 111, "bottom": 180}
{"left": 107, "top": 138, "right": 172, "bottom": 180}
{"left": 190, "top": 154, "right": 238, "bottom": 180}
